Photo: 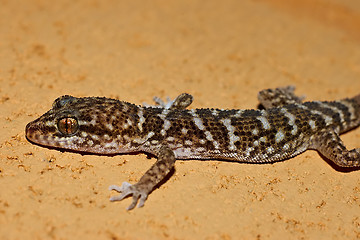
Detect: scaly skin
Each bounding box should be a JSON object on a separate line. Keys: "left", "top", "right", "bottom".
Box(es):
{"left": 25, "top": 86, "right": 360, "bottom": 210}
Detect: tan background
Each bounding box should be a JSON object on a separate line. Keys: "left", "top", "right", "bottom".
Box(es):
{"left": 1, "top": 0, "right": 360, "bottom": 239}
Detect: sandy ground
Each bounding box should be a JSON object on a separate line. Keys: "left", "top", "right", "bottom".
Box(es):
{"left": 1, "top": 0, "right": 360, "bottom": 239}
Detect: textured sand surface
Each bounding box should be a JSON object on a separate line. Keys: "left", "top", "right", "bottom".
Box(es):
{"left": 1, "top": 0, "right": 360, "bottom": 239}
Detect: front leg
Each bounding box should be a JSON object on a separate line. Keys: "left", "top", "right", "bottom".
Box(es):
{"left": 109, "top": 145, "right": 176, "bottom": 210}
{"left": 145, "top": 93, "right": 193, "bottom": 110}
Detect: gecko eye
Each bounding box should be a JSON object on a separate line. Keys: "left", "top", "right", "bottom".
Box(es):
{"left": 57, "top": 117, "right": 79, "bottom": 135}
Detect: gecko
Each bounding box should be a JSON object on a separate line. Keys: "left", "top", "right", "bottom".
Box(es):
{"left": 25, "top": 86, "right": 360, "bottom": 210}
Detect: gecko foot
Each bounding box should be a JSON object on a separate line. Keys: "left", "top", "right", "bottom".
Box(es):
{"left": 143, "top": 93, "right": 193, "bottom": 110}
{"left": 109, "top": 182, "right": 148, "bottom": 210}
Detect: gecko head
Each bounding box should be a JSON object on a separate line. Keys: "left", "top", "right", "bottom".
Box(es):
{"left": 26, "top": 95, "right": 139, "bottom": 154}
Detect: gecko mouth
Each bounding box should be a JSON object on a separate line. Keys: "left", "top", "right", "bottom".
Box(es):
{"left": 25, "top": 121, "right": 38, "bottom": 141}
{"left": 25, "top": 122, "right": 44, "bottom": 144}
{"left": 25, "top": 121, "right": 74, "bottom": 151}
{"left": 25, "top": 121, "right": 55, "bottom": 146}
{"left": 25, "top": 120, "right": 126, "bottom": 155}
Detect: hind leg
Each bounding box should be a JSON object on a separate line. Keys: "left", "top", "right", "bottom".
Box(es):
{"left": 310, "top": 128, "right": 360, "bottom": 167}
{"left": 258, "top": 86, "right": 305, "bottom": 109}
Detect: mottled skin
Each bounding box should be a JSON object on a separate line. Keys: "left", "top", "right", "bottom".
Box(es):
{"left": 26, "top": 86, "right": 360, "bottom": 210}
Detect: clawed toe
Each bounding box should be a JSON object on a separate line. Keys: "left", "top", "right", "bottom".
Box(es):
{"left": 109, "top": 182, "right": 148, "bottom": 210}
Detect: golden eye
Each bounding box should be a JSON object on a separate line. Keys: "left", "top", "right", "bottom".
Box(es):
{"left": 58, "top": 117, "right": 79, "bottom": 135}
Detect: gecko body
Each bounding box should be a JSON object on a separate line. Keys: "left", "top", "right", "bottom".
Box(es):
{"left": 25, "top": 86, "right": 360, "bottom": 210}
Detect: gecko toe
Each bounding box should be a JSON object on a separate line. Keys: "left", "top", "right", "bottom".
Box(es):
{"left": 109, "top": 182, "right": 149, "bottom": 210}
{"left": 127, "top": 194, "right": 141, "bottom": 210}
{"left": 108, "top": 182, "right": 132, "bottom": 192}
{"left": 137, "top": 194, "right": 148, "bottom": 208}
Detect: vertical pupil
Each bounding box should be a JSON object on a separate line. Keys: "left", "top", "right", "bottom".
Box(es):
{"left": 65, "top": 118, "right": 71, "bottom": 133}
{"left": 59, "top": 117, "right": 78, "bottom": 135}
